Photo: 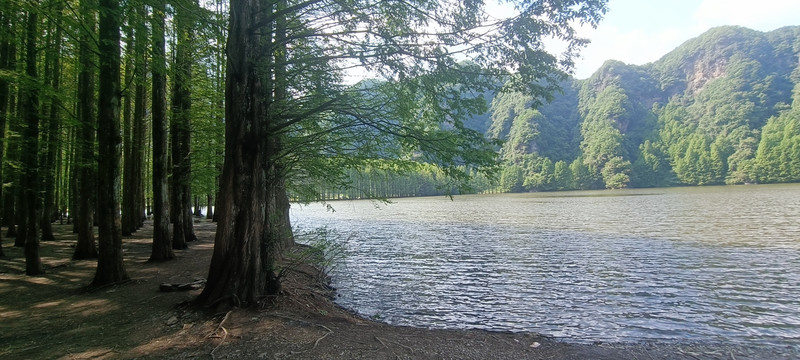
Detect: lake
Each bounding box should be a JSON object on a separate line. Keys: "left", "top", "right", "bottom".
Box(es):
{"left": 289, "top": 184, "right": 800, "bottom": 347}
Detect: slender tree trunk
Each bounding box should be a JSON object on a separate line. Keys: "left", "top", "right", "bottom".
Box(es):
{"left": 196, "top": 0, "right": 293, "bottom": 308}
{"left": 121, "top": 24, "right": 134, "bottom": 236}
{"left": 206, "top": 194, "right": 213, "bottom": 219}
{"left": 122, "top": 4, "right": 147, "bottom": 235}
{"left": 92, "top": 0, "right": 128, "bottom": 286}
{"left": 149, "top": 0, "right": 173, "bottom": 261}
{"left": 41, "top": 1, "right": 64, "bottom": 241}
{"left": 3, "top": 18, "right": 17, "bottom": 239}
{"left": 73, "top": 0, "right": 97, "bottom": 260}
{"left": 21, "top": 7, "right": 42, "bottom": 275}
{"left": 133, "top": 57, "right": 146, "bottom": 230}
{"left": 5, "top": 82, "right": 17, "bottom": 240}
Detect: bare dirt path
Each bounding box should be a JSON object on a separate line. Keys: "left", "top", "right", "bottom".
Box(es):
{"left": 0, "top": 220, "right": 793, "bottom": 359}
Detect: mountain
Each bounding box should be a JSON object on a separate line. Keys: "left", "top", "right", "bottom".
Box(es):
{"left": 488, "top": 25, "right": 800, "bottom": 190}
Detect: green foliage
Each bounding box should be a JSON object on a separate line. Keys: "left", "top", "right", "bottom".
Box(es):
{"left": 442, "top": 25, "right": 800, "bottom": 194}
{"left": 287, "top": 227, "right": 349, "bottom": 281}
{"left": 500, "top": 164, "right": 525, "bottom": 193}
{"left": 601, "top": 156, "right": 630, "bottom": 189}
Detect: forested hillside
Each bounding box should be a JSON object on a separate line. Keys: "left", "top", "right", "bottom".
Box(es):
{"left": 493, "top": 25, "right": 800, "bottom": 191}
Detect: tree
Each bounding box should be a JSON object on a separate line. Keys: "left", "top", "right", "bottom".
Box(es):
{"left": 196, "top": 0, "right": 608, "bottom": 307}
{"left": 40, "top": 0, "right": 65, "bottom": 241}
{"left": 121, "top": 4, "right": 147, "bottom": 236}
{"left": 170, "top": 0, "right": 197, "bottom": 250}
{"left": 569, "top": 156, "right": 593, "bottom": 190}
{"left": 601, "top": 156, "right": 631, "bottom": 189}
{"left": 20, "top": 5, "right": 43, "bottom": 275}
{"left": 92, "top": 0, "right": 128, "bottom": 286}
{"left": 0, "top": 0, "right": 15, "bottom": 257}
{"left": 552, "top": 160, "right": 571, "bottom": 190}
{"left": 73, "top": 0, "right": 98, "bottom": 260}
{"left": 149, "top": 0, "right": 173, "bottom": 261}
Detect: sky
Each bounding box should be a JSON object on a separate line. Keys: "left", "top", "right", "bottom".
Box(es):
{"left": 570, "top": 0, "right": 800, "bottom": 79}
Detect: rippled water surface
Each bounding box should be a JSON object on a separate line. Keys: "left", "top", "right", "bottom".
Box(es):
{"left": 290, "top": 184, "right": 800, "bottom": 346}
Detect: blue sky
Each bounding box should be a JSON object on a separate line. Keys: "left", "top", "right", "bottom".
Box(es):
{"left": 572, "top": 0, "right": 800, "bottom": 78}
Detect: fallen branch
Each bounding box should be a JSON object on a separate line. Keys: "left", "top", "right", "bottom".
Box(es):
{"left": 312, "top": 325, "right": 333, "bottom": 349}
{"left": 210, "top": 327, "right": 228, "bottom": 359}
{"left": 208, "top": 310, "right": 232, "bottom": 360}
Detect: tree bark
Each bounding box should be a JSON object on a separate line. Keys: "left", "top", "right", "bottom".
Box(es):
{"left": 73, "top": 0, "right": 97, "bottom": 260}
{"left": 206, "top": 194, "right": 213, "bottom": 220}
{"left": 92, "top": 0, "right": 129, "bottom": 286}
{"left": 21, "top": 7, "right": 42, "bottom": 275}
{"left": 5, "top": 41, "right": 18, "bottom": 241}
{"left": 121, "top": 24, "right": 134, "bottom": 236}
{"left": 122, "top": 6, "right": 146, "bottom": 237}
{"left": 149, "top": 0, "right": 173, "bottom": 261}
{"left": 0, "top": 5, "right": 11, "bottom": 257}
{"left": 196, "top": 0, "right": 293, "bottom": 308}
{"left": 41, "top": 1, "right": 64, "bottom": 241}
{"left": 171, "top": 0, "right": 196, "bottom": 250}
{"left": 2, "top": 8, "right": 17, "bottom": 238}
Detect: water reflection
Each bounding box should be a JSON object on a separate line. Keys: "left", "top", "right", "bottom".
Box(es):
{"left": 290, "top": 184, "right": 800, "bottom": 346}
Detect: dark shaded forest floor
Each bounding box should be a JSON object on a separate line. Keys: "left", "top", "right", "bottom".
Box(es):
{"left": 0, "top": 220, "right": 795, "bottom": 359}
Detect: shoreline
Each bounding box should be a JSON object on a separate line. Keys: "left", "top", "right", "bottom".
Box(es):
{"left": 0, "top": 220, "right": 795, "bottom": 359}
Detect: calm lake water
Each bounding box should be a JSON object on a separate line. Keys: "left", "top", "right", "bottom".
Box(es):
{"left": 289, "top": 184, "right": 800, "bottom": 347}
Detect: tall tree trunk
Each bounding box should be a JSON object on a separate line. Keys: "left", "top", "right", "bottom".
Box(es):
{"left": 196, "top": 0, "right": 293, "bottom": 308}
{"left": 92, "top": 0, "right": 128, "bottom": 286}
{"left": 0, "top": 5, "right": 12, "bottom": 257}
{"left": 133, "top": 51, "right": 146, "bottom": 230}
{"left": 171, "top": 0, "right": 196, "bottom": 250}
{"left": 73, "top": 0, "right": 97, "bottom": 260}
{"left": 3, "top": 15, "right": 17, "bottom": 239}
{"left": 149, "top": 0, "right": 173, "bottom": 261}
{"left": 5, "top": 50, "right": 17, "bottom": 241}
{"left": 21, "top": 7, "right": 42, "bottom": 275}
{"left": 41, "top": 1, "right": 64, "bottom": 241}
{"left": 121, "top": 23, "right": 134, "bottom": 236}
{"left": 122, "top": 4, "right": 147, "bottom": 236}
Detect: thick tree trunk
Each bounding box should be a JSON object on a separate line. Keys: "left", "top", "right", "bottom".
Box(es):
{"left": 149, "top": 0, "right": 173, "bottom": 261}
{"left": 92, "top": 0, "right": 128, "bottom": 286}
{"left": 196, "top": 0, "right": 293, "bottom": 308}
{"left": 73, "top": 0, "right": 97, "bottom": 260}
{"left": 171, "top": 1, "right": 196, "bottom": 249}
{"left": 21, "top": 8, "right": 42, "bottom": 275}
